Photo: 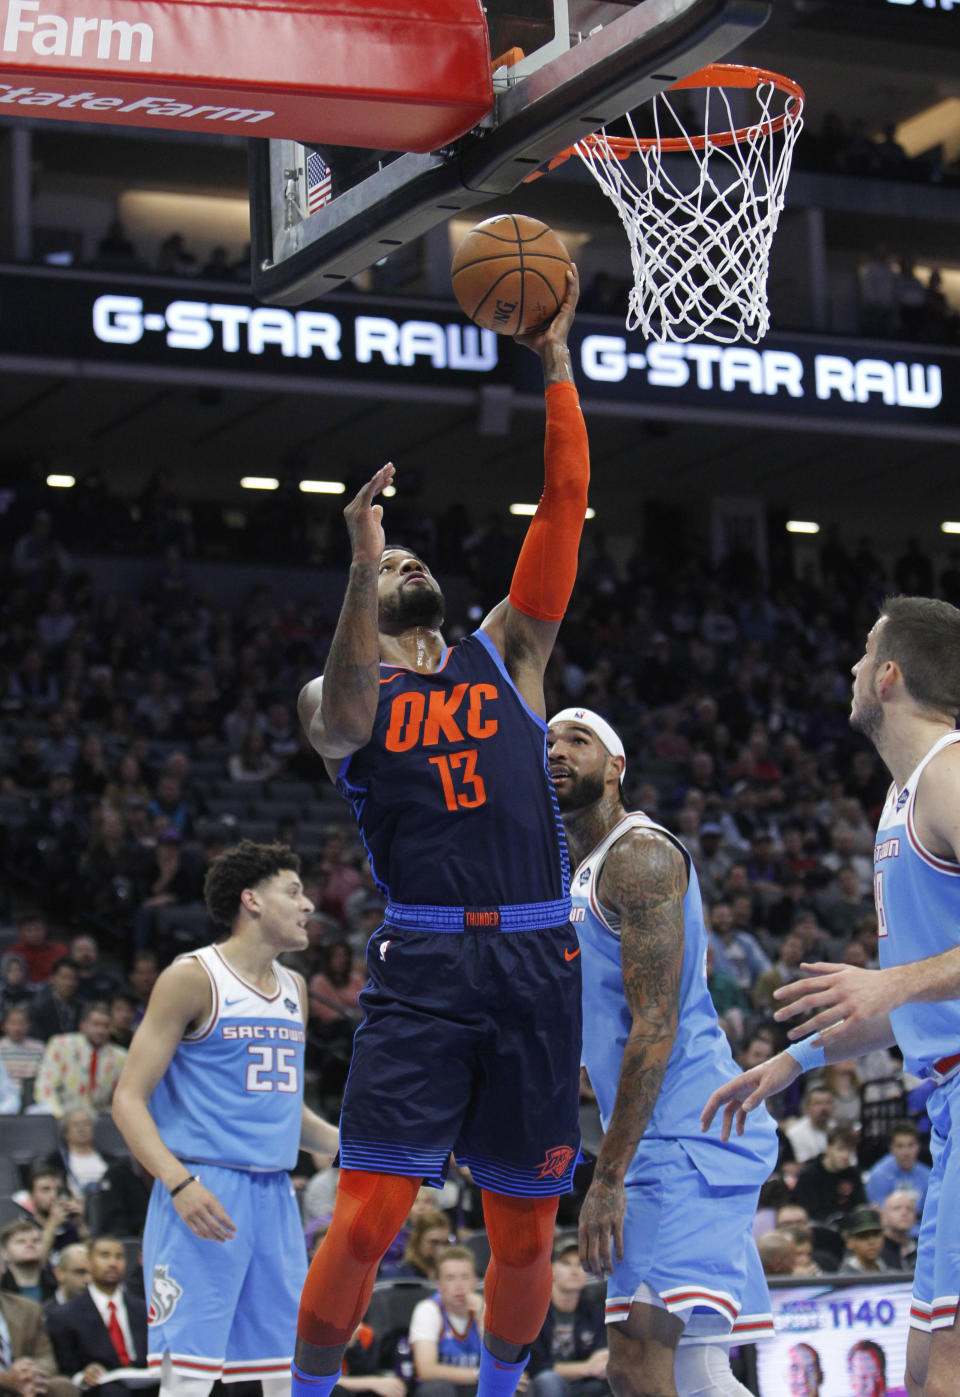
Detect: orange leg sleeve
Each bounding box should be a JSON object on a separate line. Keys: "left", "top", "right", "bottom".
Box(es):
{"left": 297, "top": 1169, "right": 421, "bottom": 1349}
{"left": 481, "top": 1190, "right": 559, "bottom": 1346}
{"left": 508, "top": 381, "right": 590, "bottom": 623}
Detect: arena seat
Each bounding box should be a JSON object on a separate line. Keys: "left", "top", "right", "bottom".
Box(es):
{"left": 463, "top": 1230, "right": 490, "bottom": 1276}
{"left": 0, "top": 1196, "right": 25, "bottom": 1227}
{"left": 0, "top": 1114, "right": 60, "bottom": 1166}
{"left": 0, "top": 1157, "right": 22, "bottom": 1195}
{"left": 364, "top": 1279, "right": 435, "bottom": 1362}
{"left": 94, "top": 1112, "right": 130, "bottom": 1160}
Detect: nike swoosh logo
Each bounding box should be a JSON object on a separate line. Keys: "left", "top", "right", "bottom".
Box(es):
{"left": 564, "top": 947, "right": 581, "bottom": 962}
{"left": 224, "top": 996, "right": 244, "bottom": 1006}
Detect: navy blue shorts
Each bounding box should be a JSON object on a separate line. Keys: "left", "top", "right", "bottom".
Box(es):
{"left": 339, "top": 911, "right": 582, "bottom": 1197}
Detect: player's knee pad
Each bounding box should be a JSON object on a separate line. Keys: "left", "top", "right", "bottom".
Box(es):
{"left": 482, "top": 1191, "right": 558, "bottom": 1268}
{"left": 337, "top": 1169, "right": 421, "bottom": 1263}
{"left": 674, "top": 1342, "right": 754, "bottom": 1397}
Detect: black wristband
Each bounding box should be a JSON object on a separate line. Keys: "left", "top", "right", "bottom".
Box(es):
{"left": 169, "top": 1174, "right": 198, "bottom": 1199}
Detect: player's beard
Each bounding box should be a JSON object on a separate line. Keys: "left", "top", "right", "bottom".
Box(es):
{"left": 384, "top": 580, "right": 445, "bottom": 630}
{"left": 850, "top": 674, "right": 883, "bottom": 743}
{"left": 555, "top": 767, "right": 606, "bottom": 813}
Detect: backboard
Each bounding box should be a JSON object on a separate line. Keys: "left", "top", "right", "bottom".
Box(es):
{"left": 250, "top": 0, "right": 771, "bottom": 306}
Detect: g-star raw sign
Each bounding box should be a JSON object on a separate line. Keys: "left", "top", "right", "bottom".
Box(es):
{"left": 0, "top": 269, "right": 958, "bottom": 438}
{"left": 580, "top": 336, "right": 944, "bottom": 411}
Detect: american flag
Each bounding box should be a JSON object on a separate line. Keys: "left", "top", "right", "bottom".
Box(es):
{"left": 306, "top": 151, "right": 332, "bottom": 214}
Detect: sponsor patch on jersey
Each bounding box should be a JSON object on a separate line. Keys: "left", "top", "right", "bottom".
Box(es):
{"left": 148, "top": 1264, "right": 183, "bottom": 1325}
{"left": 284, "top": 997, "right": 297, "bottom": 1013}
{"left": 578, "top": 866, "right": 591, "bottom": 885}
{"left": 896, "top": 787, "right": 910, "bottom": 811}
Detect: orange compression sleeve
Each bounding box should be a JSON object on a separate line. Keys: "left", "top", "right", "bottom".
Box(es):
{"left": 508, "top": 380, "right": 590, "bottom": 623}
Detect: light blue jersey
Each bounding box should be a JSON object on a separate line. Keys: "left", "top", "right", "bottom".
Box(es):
{"left": 874, "top": 730, "right": 960, "bottom": 1079}
{"left": 144, "top": 944, "right": 308, "bottom": 1379}
{"left": 572, "top": 813, "right": 776, "bottom": 1340}
{"left": 150, "top": 944, "right": 306, "bottom": 1170}
{"left": 573, "top": 813, "right": 777, "bottom": 1186}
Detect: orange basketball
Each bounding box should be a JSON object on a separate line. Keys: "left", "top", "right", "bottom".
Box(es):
{"left": 451, "top": 214, "right": 572, "bottom": 336}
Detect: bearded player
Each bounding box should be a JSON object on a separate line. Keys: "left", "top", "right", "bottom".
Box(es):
{"left": 549, "top": 708, "right": 776, "bottom": 1397}
{"left": 294, "top": 269, "right": 587, "bottom": 1397}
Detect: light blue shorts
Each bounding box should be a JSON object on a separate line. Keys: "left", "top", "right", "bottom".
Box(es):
{"left": 911, "top": 1072, "right": 960, "bottom": 1332}
{"left": 604, "top": 1142, "right": 773, "bottom": 1344}
{"left": 142, "top": 1163, "right": 307, "bottom": 1381}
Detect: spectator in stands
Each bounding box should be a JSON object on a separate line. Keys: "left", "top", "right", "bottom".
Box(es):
{"left": 102, "top": 756, "right": 151, "bottom": 816}
{"left": 865, "top": 1120, "right": 930, "bottom": 1212}
{"left": 751, "top": 930, "right": 808, "bottom": 1014}
{"left": 705, "top": 942, "right": 750, "bottom": 1048}
{"left": 816, "top": 865, "right": 875, "bottom": 943}
{"left": 71, "top": 734, "right": 110, "bottom": 804}
{"left": 0, "top": 1286, "right": 78, "bottom": 1397}
{"left": 46, "top": 1234, "right": 148, "bottom": 1396}
{"left": 409, "top": 1245, "right": 483, "bottom": 1397}
{"left": 55, "top": 1106, "right": 110, "bottom": 1199}
{"left": 309, "top": 941, "right": 365, "bottom": 1031}
{"left": 786, "top": 1226, "right": 821, "bottom": 1278}
{"left": 793, "top": 1127, "right": 867, "bottom": 1225}
{"left": 756, "top": 1230, "right": 796, "bottom": 1276}
{"left": 7, "top": 919, "right": 68, "bottom": 986}
{"left": 11, "top": 1167, "right": 85, "bottom": 1261}
{"left": 68, "top": 938, "right": 120, "bottom": 1008}
{"left": 0, "top": 955, "right": 33, "bottom": 1019}
{"left": 125, "top": 953, "right": 158, "bottom": 1026}
{"left": 0, "top": 1222, "right": 55, "bottom": 1305}
{"left": 227, "top": 727, "right": 281, "bottom": 783}
{"left": 821, "top": 1063, "right": 863, "bottom": 1133}
{"left": 10, "top": 511, "right": 71, "bottom": 592}
{"left": 707, "top": 900, "right": 770, "bottom": 992}
{"left": 837, "top": 1208, "right": 884, "bottom": 1276}
{"left": 527, "top": 1238, "right": 607, "bottom": 1397}
{"left": 878, "top": 1190, "right": 917, "bottom": 1274}
{"left": 313, "top": 829, "right": 364, "bottom": 926}
{"left": 783, "top": 1084, "right": 836, "bottom": 1164}
{"left": 32, "top": 1004, "right": 126, "bottom": 1118}
{"left": 106, "top": 994, "right": 136, "bottom": 1051}
{"left": 0, "top": 1005, "right": 45, "bottom": 1107}
{"left": 389, "top": 1210, "right": 452, "bottom": 1283}
{"left": 0, "top": 1054, "right": 18, "bottom": 1113}
{"left": 28, "top": 961, "right": 80, "bottom": 1042}
{"left": 92, "top": 1158, "right": 152, "bottom": 1240}
{"left": 48, "top": 1243, "right": 92, "bottom": 1310}
{"left": 146, "top": 773, "right": 192, "bottom": 838}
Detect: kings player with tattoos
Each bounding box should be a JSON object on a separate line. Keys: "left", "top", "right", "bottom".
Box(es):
{"left": 548, "top": 710, "right": 777, "bottom": 1397}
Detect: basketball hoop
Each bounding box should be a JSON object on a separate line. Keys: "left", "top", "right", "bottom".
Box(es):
{"left": 533, "top": 64, "right": 805, "bottom": 344}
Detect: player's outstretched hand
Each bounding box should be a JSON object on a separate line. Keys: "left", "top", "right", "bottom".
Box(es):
{"left": 173, "top": 1178, "right": 237, "bottom": 1242}
{"left": 700, "top": 1052, "right": 801, "bottom": 1142}
{"left": 343, "top": 462, "right": 396, "bottom": 565}
{"left": 578, "top": 1174, "right": 625, "bottom": 1280}
{"left": 515, "top": 265, "right": 579, "bottom": 357}
{"left": 773, "top": 962, "right": 901, "bottom": 1040}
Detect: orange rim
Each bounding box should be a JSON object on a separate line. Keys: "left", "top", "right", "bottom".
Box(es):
{"left": 530, "top": 63, "right": 805, "bottom": 178}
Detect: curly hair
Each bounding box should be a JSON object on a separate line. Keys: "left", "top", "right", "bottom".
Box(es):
{"left": 203, "top": 840, "right": 301, "bottom": 928}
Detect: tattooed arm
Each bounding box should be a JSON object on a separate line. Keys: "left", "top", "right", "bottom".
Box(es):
{"left": 298, "top": 463, "right": 395, "bottom": 769}
{"left": 578, "top": 829, "right": 687, "bottom": 1279}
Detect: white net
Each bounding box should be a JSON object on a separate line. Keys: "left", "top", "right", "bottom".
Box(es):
{"left": 575, "top": 73, "right": 804, "bottom": 344}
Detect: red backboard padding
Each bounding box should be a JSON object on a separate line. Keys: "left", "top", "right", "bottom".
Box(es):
{"left": 0, "top": 0, "right": 493, "bottom": 148}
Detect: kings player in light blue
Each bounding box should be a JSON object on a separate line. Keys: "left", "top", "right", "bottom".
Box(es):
{"left": 703, "top": 596, "right": 960, "bottom": 1397}
{"left": 112, "top": 841, "right": 339, "bottom": 1397}
{"left": 547, "top": 709, "right": 777, "bottom": 1397}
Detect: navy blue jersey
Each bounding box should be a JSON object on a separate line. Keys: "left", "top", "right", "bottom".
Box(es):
{"left": 336, "top": 629, "right": 569, "bottom": 908}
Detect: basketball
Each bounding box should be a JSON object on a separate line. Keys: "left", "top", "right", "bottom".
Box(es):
{"left": 451, "top": 214, "right": 573, "bottom": 336}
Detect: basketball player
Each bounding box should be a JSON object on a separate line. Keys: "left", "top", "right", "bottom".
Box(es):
{"left": 294, "top": 268, "right": 588, "bottom": 1397}
{"left": 547, "top": 708, "right": 777, "bottom": 1397}
{"left": 702, "top": 596, "right": 960, "bottom": 1397}
{"left": 111, "top": 840, "right": 339, "bottom": 1397}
